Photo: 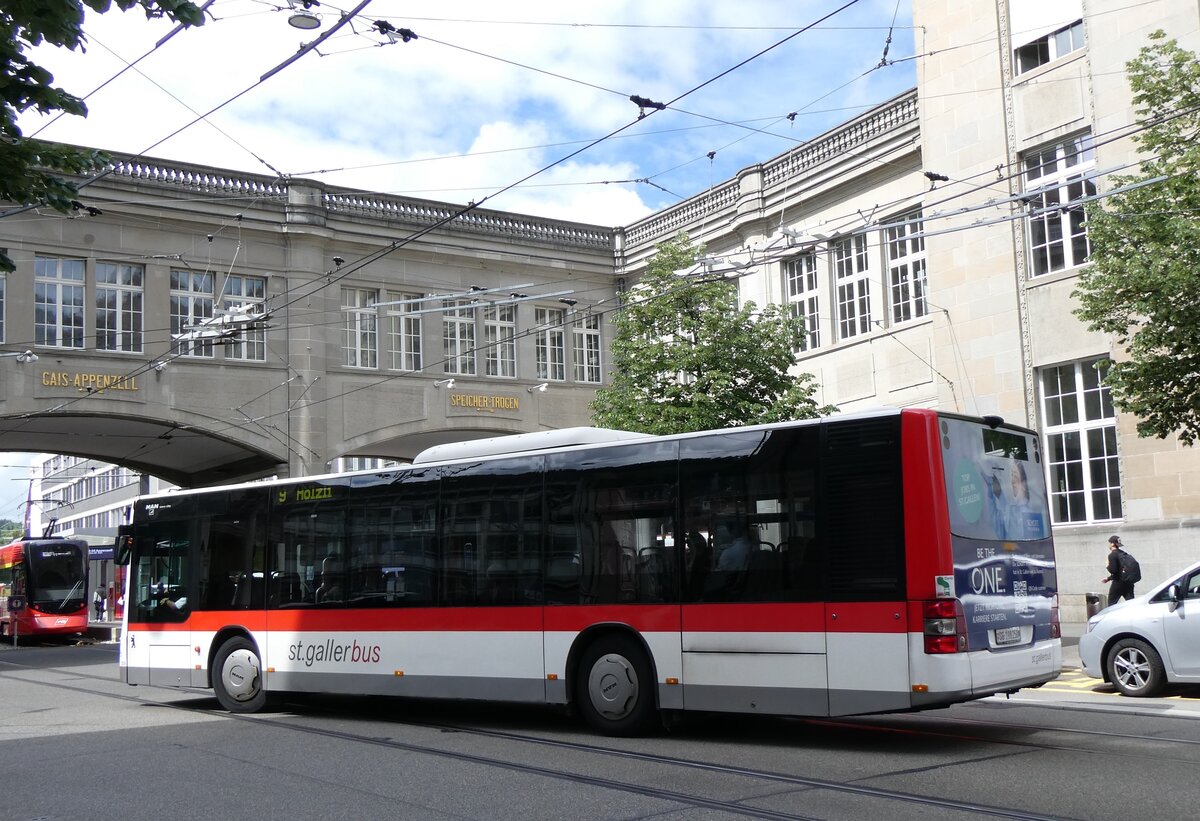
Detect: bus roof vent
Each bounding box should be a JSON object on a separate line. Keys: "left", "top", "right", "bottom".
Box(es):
{"left": 412, "top": 427, "right": 652, "bottom": 464}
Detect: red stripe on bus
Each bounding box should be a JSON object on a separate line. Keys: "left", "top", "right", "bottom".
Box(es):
{"left": 134, "top": 608, "right": 542, "bottom": 633}
{"left": 681, "top": 602, "right": 824, "bottom": 632}
{"left": 824, "top": 601, "right": 909, "bottom": 632}
{"left": 129, "top": 602, "right": 912, "bottom": 634}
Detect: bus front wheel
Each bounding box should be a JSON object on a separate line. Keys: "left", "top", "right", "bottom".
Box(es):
{"left": 576, "top": 635, "right": 657, "bottom": 736}
{"left": 212, "top": 636, "right": 266, "bottom": 713}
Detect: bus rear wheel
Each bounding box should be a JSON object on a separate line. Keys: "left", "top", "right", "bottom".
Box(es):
{"left": 212, "top": 636, "right": 266, "bottom": 713}
{"left": 576, "top": 635, "right": 657, "bottom": 736}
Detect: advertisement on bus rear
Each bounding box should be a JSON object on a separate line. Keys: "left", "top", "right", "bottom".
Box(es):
{"left": 941, "top": 418, "right": 1057, "bottom": 649}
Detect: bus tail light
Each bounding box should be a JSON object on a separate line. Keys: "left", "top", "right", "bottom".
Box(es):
{"left": 1049, "top": 593, "right": 1061, "bottom": 639}
{"left": 923, "top": 598, "right": 967, "bottom": 654}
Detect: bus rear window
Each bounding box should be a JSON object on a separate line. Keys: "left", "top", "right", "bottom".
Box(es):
{"left": 981, "top": 428, "right": 1028, "bottom": 460}
{"left": 941, "top": 418, "right": 1050, "bottom": 542}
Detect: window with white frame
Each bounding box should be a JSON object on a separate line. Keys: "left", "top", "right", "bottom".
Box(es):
{"left": 572, "top": 313, "right": 602, "bottom": 383}
{"left": 784, "top": 253, "right": 820, "bottom": 351}
{"left": 170, "top": 269, "right": 214, "bottom": 357}
{"left": 1040, "top": 358, "right": 1122, "bottom": 523}
{"left": 386, "top": 291, "right": 422, "bottom": 371}
{"left": 221, "top": 274, "right": 266, "bottom": 361}
{"left": 35, "top": 255, "right": 86, "bottom": 349}
{"left": 443, "top": 298, "right": 476, "bottom": 375}
{"left": 96, "top": 262, "right": 144, "bottom": 353}
{"left": 342, "top": 287, "right": 378, "bottom": 368}
{"left": 534, "top": 307, "right": 566, "bottom": 381}
{"left": 886, "top": 211, "right": 928, "bottom": 324}
{"left": 833, "top": 235, "right": 871, "bottom": 340}
{"left": 484, "top": 303, "right": 516, "bottom": 378}
{"left": 1024, "top": 133, "right": 1096, "bottom": 276}
{"left": 1013, "top": 13, "right": 1083, "bottom": 75}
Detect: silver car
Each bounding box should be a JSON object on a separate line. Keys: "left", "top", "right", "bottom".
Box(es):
{"left": 1079, "top": 560, "right": 1200, "bottom": 697}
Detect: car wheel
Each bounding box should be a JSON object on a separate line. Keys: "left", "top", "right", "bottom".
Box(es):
{"left": 212, "top": 636, "right": 267, "bottom": 712}
{"left": 576, "top": 634, "right": 658, "bottom": 736}
{"left": 1106, "top": 637, "right": 1166, "bottom": 697}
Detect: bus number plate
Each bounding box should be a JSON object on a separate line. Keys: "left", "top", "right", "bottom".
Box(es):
{"left": 995, "top": 626, "right": 1022, "bottom": 646}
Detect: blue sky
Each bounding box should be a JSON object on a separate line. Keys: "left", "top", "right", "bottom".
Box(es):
{"left": 3, "top": 0, "right": 918, "bottom": 523}
{"left": 19, "top": 0, "right": 918, "bottom": 225}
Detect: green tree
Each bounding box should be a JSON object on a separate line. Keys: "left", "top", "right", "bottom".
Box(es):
{"left": 0, "top": 519, "right": 22, "bottom": 542}
{"left": 0, "top": 1, "right": 204, "bottom": 272}
{"left": 591, "top": 235, "right": 832, "bottom": 434}
{"left": 1073, "top": 31, "right": 1200, "bottom": 444}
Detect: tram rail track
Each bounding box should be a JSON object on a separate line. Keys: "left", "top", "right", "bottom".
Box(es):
{"left": 11, "top": 650, "right": 1200, "bottom": 820}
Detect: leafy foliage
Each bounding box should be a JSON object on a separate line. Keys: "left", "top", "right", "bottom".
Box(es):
{"left": 0, "top": 519, "right": 22, "bottom": 542}
{"left": 591, "top": 235, "right": 833, "bottom": 434}
{"left": 1073, "top": 32, "right": 1200, "bottom": 443}
{"left": 0, "top": 1, "right": 205, "bottom": 271}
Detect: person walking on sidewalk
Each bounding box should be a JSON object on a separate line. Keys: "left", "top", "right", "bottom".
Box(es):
{"left": 1102, "top": 535, "right": 1141, "bottom": 606}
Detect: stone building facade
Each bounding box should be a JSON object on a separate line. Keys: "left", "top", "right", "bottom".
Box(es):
{"left": 618, "top": 0, "right": 1200, "bottom": 618}
{"left": 4, "top": 1, "right": 1199, "bottom": 619}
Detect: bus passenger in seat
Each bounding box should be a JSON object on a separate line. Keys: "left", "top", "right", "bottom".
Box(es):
{"left": 716, "top": 521, "right": 754, "bottom": 572}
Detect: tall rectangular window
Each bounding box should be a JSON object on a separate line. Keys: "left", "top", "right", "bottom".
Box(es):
{"left": 1024, "top": 133, "right": 1095, "bottom": 276}
{"left": 386, "top": 291, "right": 423, "bottom": 371}
{"left": 1040, "top": 358, "right": 1121, "bottom": 523}
{"left": 222, "top": 274, "right": 266, "bottom": 361}
{"left": 833, "top": 235, "right": 871, "bottom": 340}
{"left": 170, "top": 269, "right": 214, "bottom": 357}
{"left": 886, "top": 211, "right": 928, "bottom": 324}
{"left": 572, "top": 313, "right": 602, "bottom": 383}
{"left": 0, "top": 273, "right": 6, "bottom": 342}
{"left": 785, "top": 253, "right": 820, "bottom": 351}
{"left": 35, "top": 255, "right": 86, "bottom": 349}
{"left": 443, "top": 299, "right": 476, "bottom": 375}
{"left": 96, "top": 262, "right": 144, "bottom": 353}
{"left": 484, "top": 303, "right": 516, "bottom": 378}
{"left": 534, "top": 307, "right": 566, "bottom": 381}
{"left": 342, "top": 287, "right": 378, "bottom": 368}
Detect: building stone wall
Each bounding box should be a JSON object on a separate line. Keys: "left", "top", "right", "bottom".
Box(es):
{"left": 1, "top": 157, "right": 617, "bottom": 482}
{"left": 620, "top": 2, "right": 1200, "bottom": 620}
{"left": 6, "top": 2, "right": 1200, "bottom": 622}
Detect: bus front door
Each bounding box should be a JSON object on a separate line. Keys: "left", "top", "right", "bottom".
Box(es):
{"left": 128, "top": 526, "right": 196, "bottom": 688}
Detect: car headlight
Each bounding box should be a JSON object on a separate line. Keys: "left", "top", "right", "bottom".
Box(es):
{"left": 1086, "top": 617, "right": 1101, "bottom": 633}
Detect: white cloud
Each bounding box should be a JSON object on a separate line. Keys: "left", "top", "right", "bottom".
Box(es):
{"left": 5, "top": 1, "right": 919, "bottom": 477}
{"left": 19, "top": 0, "right": 916, "bottom": 226}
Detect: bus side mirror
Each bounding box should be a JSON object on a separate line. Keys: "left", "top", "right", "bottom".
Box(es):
{"left": 115, "top": 534, "right": 134, "bottom": 566}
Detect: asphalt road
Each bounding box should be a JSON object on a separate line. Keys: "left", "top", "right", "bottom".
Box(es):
{"left": 4, "top": 638, "right": 1199, "bottom": 821}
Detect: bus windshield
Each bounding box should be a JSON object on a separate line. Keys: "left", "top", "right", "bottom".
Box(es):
{"left": 28, "top": 543, "right": 88, "bottom": 612}
{"left": 941, "top": 418, "right": 1050, "bottom": 542}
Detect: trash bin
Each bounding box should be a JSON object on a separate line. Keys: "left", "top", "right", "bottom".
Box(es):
{"left": 1085, "top": 592, "right": 1104, "bottom": 618}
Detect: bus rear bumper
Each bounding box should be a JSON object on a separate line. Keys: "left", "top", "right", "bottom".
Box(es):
{"left": 909, "top": 635, "right": 1062, "bottom": 708}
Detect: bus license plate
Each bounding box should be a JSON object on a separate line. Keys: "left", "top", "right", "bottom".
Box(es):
{"left": 995, "top": 626, "right": 1021, "bottom": 646}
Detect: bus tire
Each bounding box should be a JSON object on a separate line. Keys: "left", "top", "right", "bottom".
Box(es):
{"left": 1107, "top": 637, "right": 1166, "bottom": 697}
{"left": 212, "top": 636, "right": 267, "bottom": 713}
{"left": 576, "top": 634, "right": 657, "bottom": 736}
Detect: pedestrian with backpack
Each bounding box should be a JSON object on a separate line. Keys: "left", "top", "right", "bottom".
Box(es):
{"left": 1102, "top": 534, "right": 1141, "bottom": 606}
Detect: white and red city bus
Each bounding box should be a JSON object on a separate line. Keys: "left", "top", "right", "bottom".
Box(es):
{"left": 118, "top": 409, "right": 1061, "bottom": 735}
{"left": 0, "top": 537, "right": 90, "bottom": 639}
